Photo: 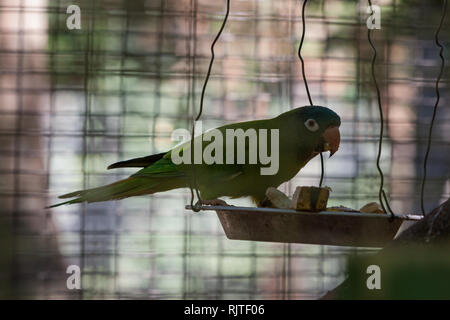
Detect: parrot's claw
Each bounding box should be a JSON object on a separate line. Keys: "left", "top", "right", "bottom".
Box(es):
{"left": 195, "top": 199, "right": 228, "bottom": 207}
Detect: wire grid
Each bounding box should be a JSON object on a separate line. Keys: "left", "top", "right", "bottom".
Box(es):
{"left": 0, "top": 0, "right": 449, "bottom": 299}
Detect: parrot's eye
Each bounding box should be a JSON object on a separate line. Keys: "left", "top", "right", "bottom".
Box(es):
{"left": 304, "top": 119, "right": 319, "bottom": 132}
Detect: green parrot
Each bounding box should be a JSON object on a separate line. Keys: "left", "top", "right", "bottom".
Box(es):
{"left": 49, "top": 105, "right": 340, "bottom": 207}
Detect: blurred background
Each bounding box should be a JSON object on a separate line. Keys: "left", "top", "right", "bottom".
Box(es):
{"left": 0, "top": 0, "right": 449, "bottom": 299}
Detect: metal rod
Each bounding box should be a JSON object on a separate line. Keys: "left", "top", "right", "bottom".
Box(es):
{"left": 185, "top": 205, "right": 423, "bottom": 221}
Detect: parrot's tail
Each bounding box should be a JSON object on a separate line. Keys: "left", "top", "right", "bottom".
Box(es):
{"left": 47, "top": 176, "right": 180, "bottom": 208}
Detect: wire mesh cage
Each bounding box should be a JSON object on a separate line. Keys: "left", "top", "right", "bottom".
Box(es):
{"left": 0, "top": 0, "right": 449, "bottom": 299}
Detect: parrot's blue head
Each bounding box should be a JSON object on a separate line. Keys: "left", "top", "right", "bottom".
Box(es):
{"left": 290, "top": 105, "right": 341, "bottom": 157}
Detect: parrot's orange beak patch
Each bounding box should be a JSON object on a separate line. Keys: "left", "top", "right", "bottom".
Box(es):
{"left": 322, "top": 125, "right": 340, "bottom": 157}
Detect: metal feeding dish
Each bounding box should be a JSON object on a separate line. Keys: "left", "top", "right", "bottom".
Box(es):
{"left": 186, "top": 203, "right": 423, "bottom": 247}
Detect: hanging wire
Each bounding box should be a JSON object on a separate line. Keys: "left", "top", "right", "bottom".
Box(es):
{"left": 298, "top": 0, "right": 325, "bottom": 187}
{"left": 187, "top": 0, "right": 198, "bottom": 214}
{"left": 420, "top": 0, "right": 448, "bottom": 216}
{"left": 367, "top": 0, "right": 395, "bottom": 218}
{"left": 189, "top": 0, "right": 231, "bottom": 211}
{"left": 183, "top": 0, "right": 196, "bottom": 298}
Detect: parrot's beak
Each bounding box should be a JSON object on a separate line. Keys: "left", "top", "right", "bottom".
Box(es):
{"left": 322, "top": 125, "right": 340, "bottom": 157}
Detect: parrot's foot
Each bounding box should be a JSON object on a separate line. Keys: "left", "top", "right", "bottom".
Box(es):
{"left": 195, "top": 199, "right": 228, "bottom": 207}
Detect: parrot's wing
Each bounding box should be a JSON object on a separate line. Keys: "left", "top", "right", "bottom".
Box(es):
{"left": 107, "top": 152, "right": 166, "bottom": 169}
{"left": 132, "top": 121, "right": 272, "bottom": 198}
{"left": 132, "top": 151, "right": 244, "bottom": 182}
{"left": 131, "top": 156, "right": 187, "bottom": 178}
